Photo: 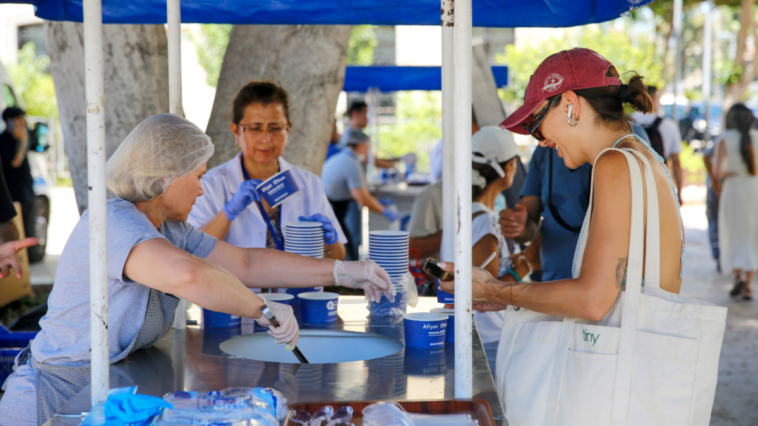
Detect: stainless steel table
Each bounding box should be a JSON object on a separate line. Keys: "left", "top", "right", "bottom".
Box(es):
{"left": 46, "top": 297, "right": 504, "bottom": 425}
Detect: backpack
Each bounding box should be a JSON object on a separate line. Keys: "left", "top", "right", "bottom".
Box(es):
{"left": 641, "top": 116, "right": 666, "bottom": 158}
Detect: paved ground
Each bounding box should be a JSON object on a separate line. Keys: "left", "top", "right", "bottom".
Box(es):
{"left": 679, "top": 205, "right": 758, "bottom": 426}
{"left": 22, "top": 191, "right": 758, "bottom": 424}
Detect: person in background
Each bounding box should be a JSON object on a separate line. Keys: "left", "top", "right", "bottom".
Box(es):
{"left": 189, "top": 81, "right": 347, "bottom": 268}
{"left": 632, "top": 85, "right": 683, "bottom": 204}
{"left": 338, "top": 100, "right": 416, "bottom": 169}
{"left": 0, "top": 107, "right": 36, "bottom": 248}
{"left": 322, "top": 131, "right": 400, "bottom": 260}
{"left": 0, "top": 157, "right": 37, "bottom": 278}
{"left": 703, "top": 139, "right": 722, "bottom": 271}
{"left": 500, "top": 120, "right": 649, "bottom": 282}
{"left": 325, "top": 119, "right": 342, "bottom": 161}
{"left": 714, "top": 103, "right": 758, "bottom": 301}
{"left": 408, "top": 117, "right": 480, "bottom": 259}
{"left": 461, "top": 126, "right": 540, "bottom": 375}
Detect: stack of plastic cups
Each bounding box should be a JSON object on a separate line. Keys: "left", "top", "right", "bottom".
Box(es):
{"left": 368, "top": 231, "right": 409, "bottom": 315}
{"left": 283, "top": 222, "right": 325, "bottom": 310}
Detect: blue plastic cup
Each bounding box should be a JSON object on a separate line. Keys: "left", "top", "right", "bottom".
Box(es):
{"left": 404, "top": 346, "right": 447, "bottom": 375}
{"left": 202, "top": 309, "right": 241, "bottom": 328}
{"left": 298, "top": 292, "right": 339, "bottom": 324}
{"left": 431, "top": 307, "right": 455, "bottom": 343}
{"left": 403, "top": 312, "right": 448, "bottom": 348}
{"left": 436, "top": 278, "right": 454, "bottom": 304}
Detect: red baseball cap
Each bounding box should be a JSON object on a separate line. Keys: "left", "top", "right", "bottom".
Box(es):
{"left": 500, "top": 48, "right": 622, "bottom": 135}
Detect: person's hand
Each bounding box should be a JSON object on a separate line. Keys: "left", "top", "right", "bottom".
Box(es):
{"left": 499, "top": 203, "right": 528, "bottom": 239}
{"left": 382, "top": 208, "right": 400, "bottom": 222}
{"left": 333, "top": 260, "right": 396, "bottom": 303}
{"left": 378, "top": 198, "right": 395, "bottom": 207}
{"left": 511, "top": 234, "right": 542, "bottom": 273}
{"left": 0, "top": 237, "right": 37, "bottom": 279}
{"left": 254, "top": 300, "right": 300, "bottom": 347}
{"left": 298, "top": 214, "right": 339, "bottom": 245}
{"left": 437, "top": 262, "right": 500, "bottom": 306}
{"left": 712, "top": 179, "right": 722, "bottom": 196}
{"left": 224, "top": 179, "right": 263, "bottom": 221}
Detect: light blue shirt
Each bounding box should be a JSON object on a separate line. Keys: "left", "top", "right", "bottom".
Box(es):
{"left": 32, "top": 199, "right": 216, "bottom": 366}
{"left": 322, "top": 149, "right": 366, "bottom": 202}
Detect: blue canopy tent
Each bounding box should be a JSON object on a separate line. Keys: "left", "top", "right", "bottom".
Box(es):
{"left": 0, "top": 0, "right": 656, "bottom": 409}
{"left": 343, "top": 65, "right": 508, "bottom": 92}
{"left": 15, "top": 0, "right": 652, "bottom": 27}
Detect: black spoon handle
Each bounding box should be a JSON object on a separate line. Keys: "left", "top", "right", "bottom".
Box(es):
{"left": 268, "top": 316, "right": 309, "bottom": 364}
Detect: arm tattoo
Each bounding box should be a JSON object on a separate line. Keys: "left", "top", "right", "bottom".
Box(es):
{"left": 615, "top": 258, "right": 628, "bottom": 289}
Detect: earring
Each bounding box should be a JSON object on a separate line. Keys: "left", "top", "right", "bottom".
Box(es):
{"left": 567, "top": 104, "right": 579, "bottom": 127}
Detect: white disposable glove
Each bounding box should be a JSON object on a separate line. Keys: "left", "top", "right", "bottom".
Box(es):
{"left": 333, "top": 260, "right": 396, "bottom": 303}
{"left": 254, "top": 300, "right": 300, "bottom": 348}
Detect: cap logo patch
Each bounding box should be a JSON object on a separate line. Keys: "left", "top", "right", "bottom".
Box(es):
{"left": 542, "top": 73, "right": 564, "bottom": 92}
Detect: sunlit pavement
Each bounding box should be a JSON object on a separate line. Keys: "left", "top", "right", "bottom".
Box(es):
{"left": 23, "top": 190, "right": 758, "bottom": 423}
{"left": 680, "top": 205, "right": 758, "bottom": 425}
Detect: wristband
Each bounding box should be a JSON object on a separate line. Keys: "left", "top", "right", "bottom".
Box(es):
{"left": 506, "top": 268, "right": 522, "bottom": 283}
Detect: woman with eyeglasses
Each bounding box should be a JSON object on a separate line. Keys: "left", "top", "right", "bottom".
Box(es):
{"left": 438, "top": 48, "right": 685, "bottom": 423}
{"left": 189, "top": 81, "right": 348, "bottom": 286}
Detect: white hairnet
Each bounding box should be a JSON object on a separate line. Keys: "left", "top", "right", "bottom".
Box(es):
{"left": 106, "top": 114, "right": 214, "bottom": 202}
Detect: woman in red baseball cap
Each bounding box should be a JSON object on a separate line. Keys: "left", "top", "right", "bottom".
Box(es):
{"left": 438, "top": 48, "right": 690, "bottom": 422}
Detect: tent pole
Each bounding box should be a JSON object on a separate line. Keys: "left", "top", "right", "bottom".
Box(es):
{"left": 453, "top": 0, "right": 473, "bottom": 399}
{"left": 167, "top": 0, "right": 187, "bottom": 331}
{"left": 167, "top": 0, "right": 183, "bottom": 116}
{"left": 83, "top": 0, "right": 109, "bottom": 406}
{"left": 441, "top": 0, "right": 454, "bottom": 265}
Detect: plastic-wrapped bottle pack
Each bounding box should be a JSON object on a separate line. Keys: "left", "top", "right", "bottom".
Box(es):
{"left": 153, "top": 387, "right": 288, "bottom": 425}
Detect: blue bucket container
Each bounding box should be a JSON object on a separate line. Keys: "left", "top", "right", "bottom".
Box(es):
{"left": 431, "top": 307, "right": 456, "bottom": 343}
{"left": 298, "top": 292, "right": 339, "bottom": 324}
{"left": 403, "top": 312, "right": 448, "bottom": 349}
{"left": 436, "top": 278, "right": 454, "bottom": 304}
{"left": 202, "top": 309, "right": 241, "bottom": 328}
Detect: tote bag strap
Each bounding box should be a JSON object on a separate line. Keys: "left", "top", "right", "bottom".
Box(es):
{"left": 624, "top": 149, "right": 661, "bottom": 289}
{"left": 543, "top": 148, "right": 648, "bottom": 426}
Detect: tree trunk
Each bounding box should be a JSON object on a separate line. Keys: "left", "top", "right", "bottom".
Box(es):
{"left": 46, "top": 22, "right": 169, "bottom": 213}
{"left": 725, "top": 0, "right": 754, "bottom": 106}
{"left": 206, "top": 25, "right": 351, "bottom": 175}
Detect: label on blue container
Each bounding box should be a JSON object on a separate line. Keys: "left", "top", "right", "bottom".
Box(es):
{"left": 256, "top": 169, "right": 299, "bottom": 208}
{"left": 404, "top": 315, "right": 447, "bottom": 348}
{"left": 436, "top": 278, "right": 454, "bottom": 304}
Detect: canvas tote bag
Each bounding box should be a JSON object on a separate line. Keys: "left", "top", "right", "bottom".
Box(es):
{"left": 495, "top": 147, "right": 726, "bottom": 426}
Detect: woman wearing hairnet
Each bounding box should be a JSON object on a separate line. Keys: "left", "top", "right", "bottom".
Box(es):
{"left": 188, "top": 81, "right": 347, "bottom": 269}
{"left": 0, "top": 114, "right": 394, "bottom": 426}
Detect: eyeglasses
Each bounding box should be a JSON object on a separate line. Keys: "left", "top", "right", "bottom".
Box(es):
{"left": 521, "top": 95, "right": 561, "bottom": 141}
{"left": 237, "top": 122, "right": 289, "bottom": 138}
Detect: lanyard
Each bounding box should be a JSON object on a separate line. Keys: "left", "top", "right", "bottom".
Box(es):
{"left": 240, "top": 156, "right": 284, "bottom": 251}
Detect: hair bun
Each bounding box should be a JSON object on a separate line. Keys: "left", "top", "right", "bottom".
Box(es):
{"left": 625, "top": 74, "right": 653, "bottom": 113}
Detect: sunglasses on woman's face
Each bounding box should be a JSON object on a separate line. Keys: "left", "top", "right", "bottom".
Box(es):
{"left": 521, "top": 95, "right": 561, "bottom": 141}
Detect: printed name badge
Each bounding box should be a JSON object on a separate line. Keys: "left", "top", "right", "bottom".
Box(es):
{"left": 256, "top": 169, "right": 300, "bottom": 208}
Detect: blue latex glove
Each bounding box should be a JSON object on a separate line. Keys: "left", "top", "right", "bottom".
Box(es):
{"left": 224, "top": 179, "right": 263, "bottom": 221}
{"left": 298, "top": 214, "right": 339, "bottom": 245}
{"left": 382, "top": 208, "right": 400, "bottom": 222}
{"left": 103, "top": 393, "right": 172, "bottom": 425}
{"left": 378, "top": 198, "right": 395, "bottom": 207}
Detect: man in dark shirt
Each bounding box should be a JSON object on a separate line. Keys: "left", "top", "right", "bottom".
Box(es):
{"left": 0, "top": 107, "right": 36, "bottom": 244}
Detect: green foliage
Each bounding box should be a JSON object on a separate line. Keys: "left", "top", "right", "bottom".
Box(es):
{"left": 193, "top": 25, "right": 232, "bottom": 87}
{"left": 679, "top": 142, "right": 705, "bottom": 185}
{"left": 377, "top": 92, "right": 442, "bottom": 172}
{"left": 347, "top": 25, "right": 377, "bottom": 65}
{"left": 495, "top": 27, "right": 663, "bottom": 106}
{"left": 7, "top": 43, "right": 57, "bottom": 118}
